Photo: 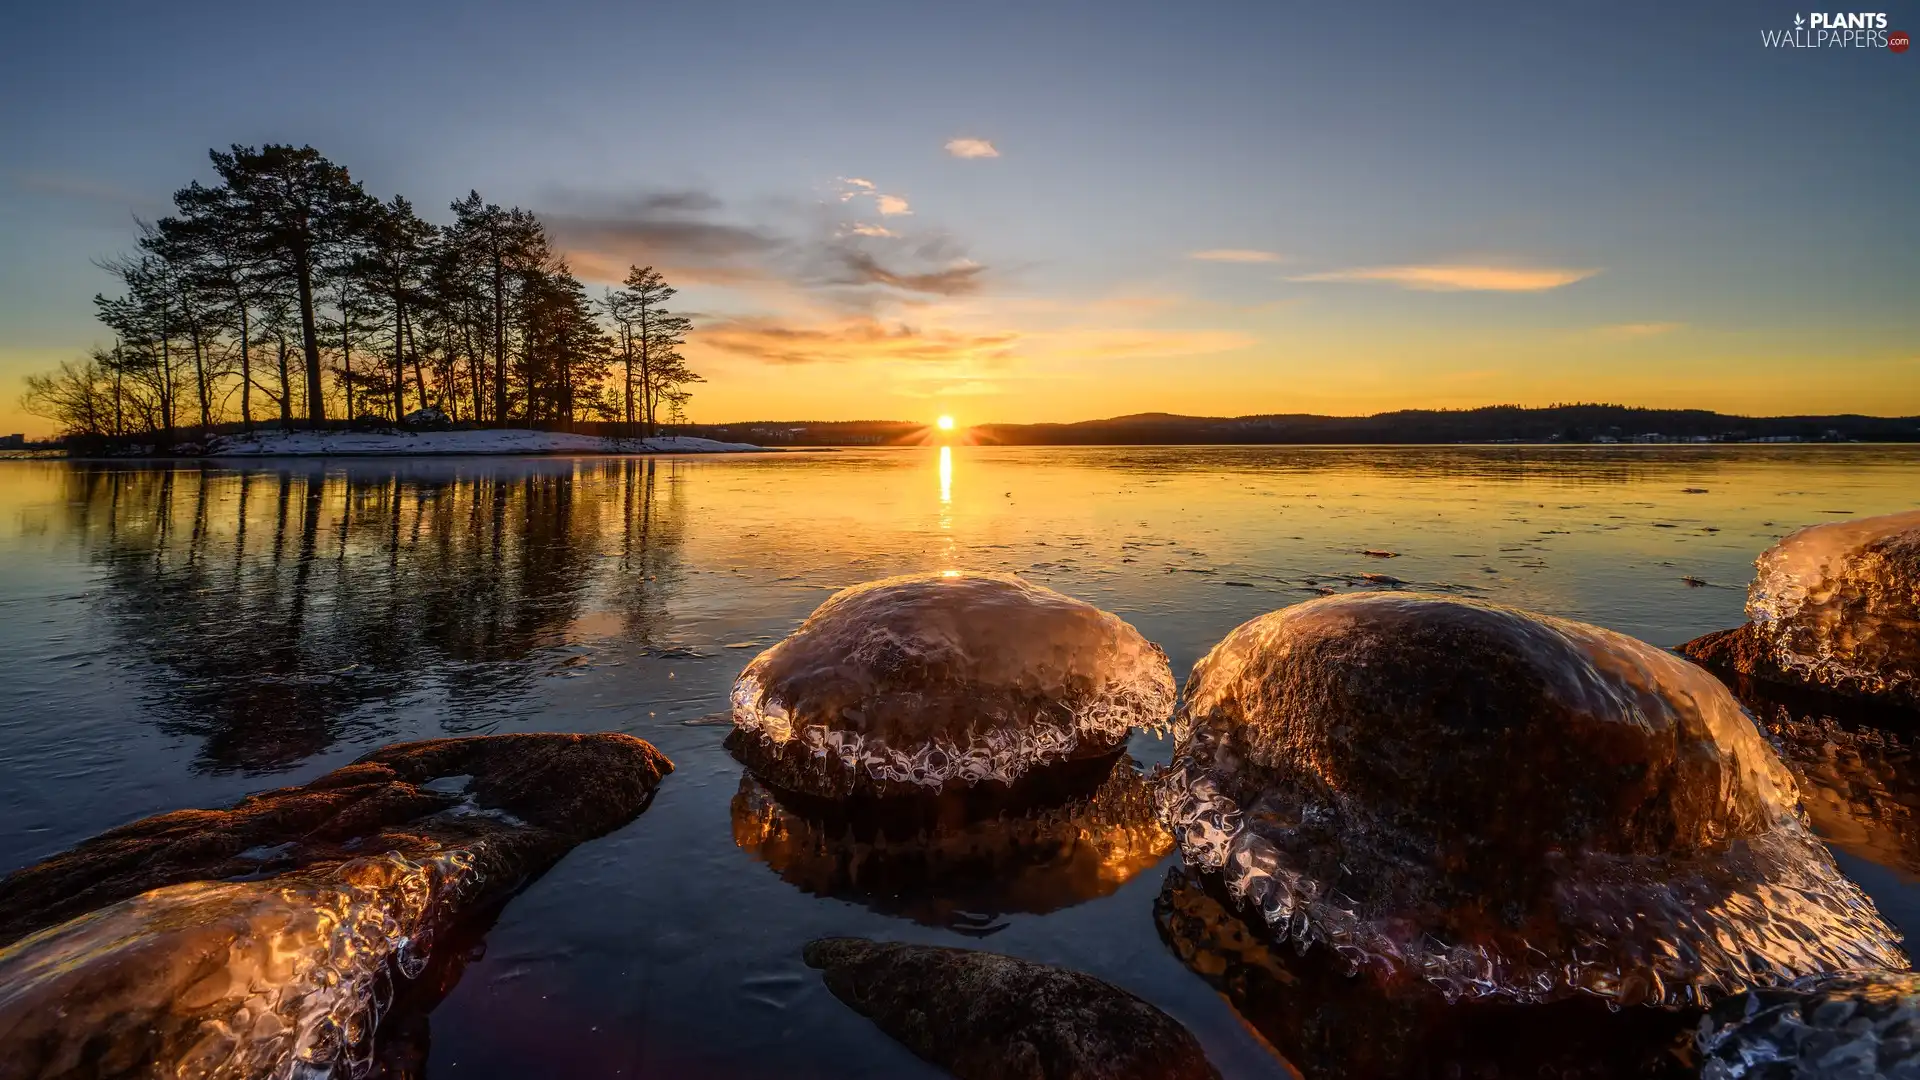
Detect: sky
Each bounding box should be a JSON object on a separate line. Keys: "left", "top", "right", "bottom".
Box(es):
{"left": 1, "top": 0, "right": 1916, "bottom": 436}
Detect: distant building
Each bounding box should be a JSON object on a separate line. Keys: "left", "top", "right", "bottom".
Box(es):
{"left": 0, "top": 434, "right": 24, "bottom": 449}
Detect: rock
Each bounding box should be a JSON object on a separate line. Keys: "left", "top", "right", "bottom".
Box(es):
{"left": 730, "top": 753, "right": 1171, "bottom": 930}
{"left": 1156, "top": 592, "right": 1905, "bottom": 1007}
{"left": 1153, "top": 865, "right": 1698, "bottom": 1079}
{"left": 803, "top": 937, "right": 1220, "bottom": 1080}
{"left": 0, "top": 732, "right": 672, "bottom": 1080}
{"left": 1695, "top": 667, "right": 1920, "bottom": 881}
{"left": 1698, "top": 970, "right": 1920, "bottom": 1079}
{"left": 729, "top": 571, "right": 1175, "bottom": 798}
{"left": 1683, "top": 511, "right": 1920, "bottom": 710}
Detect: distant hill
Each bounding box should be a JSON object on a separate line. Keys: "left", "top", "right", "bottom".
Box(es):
{"left": 680, "top": 406, "right": 1920, "bottom": 447}
{"left": 968, "top": 405, "right": 1920, "bottom": 445}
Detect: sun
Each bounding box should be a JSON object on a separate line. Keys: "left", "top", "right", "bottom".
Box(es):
{"left": 936, "top": 415, "right": 956, "bottom": 431}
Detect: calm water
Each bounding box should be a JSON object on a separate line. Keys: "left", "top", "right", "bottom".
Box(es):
{"left": 2, "top": 445, "right": 1918, "bottom": 1077}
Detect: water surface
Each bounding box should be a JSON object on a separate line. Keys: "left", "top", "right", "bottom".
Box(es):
{"left": 3, "top": 445, "right": 1917, "bottom": 1077}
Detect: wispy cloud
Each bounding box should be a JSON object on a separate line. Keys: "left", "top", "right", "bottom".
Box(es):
{"left": 945, "top": 138, "right": 1000, "bottom": 159}
{"left": 1188, "top": 248, "right": 1283, "bottom": 264}
{"left": 846, "top": 223, "right": 897, "bottom": 238}
{"left": 1289, "top": 263, "right": 1600, "bottom": 292}
{"left": 829, "top": 251, "right": 983, "bottom": 295}
{"left": 697, "top": 317, "right": 1018, "bottom": 366}
{"left": 1596, "top": 321, "right": 1684, "bottom": 338}
{"left": 877, "top": 194, "right": 912, "bottom": 216}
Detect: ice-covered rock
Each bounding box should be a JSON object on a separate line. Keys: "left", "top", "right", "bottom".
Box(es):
{"left": 804, "top": 937, "right": 1221, "bottom": 1080}
{"left": 730, "top": 755, "right": 1171, "bottom": 928}
{"left": 1750, "top": 510, "right": 1920, "bottom": 707}
{"left": 1698, "top": 970, "right": 1920, "bottom": 1080}
{"left": 1153, "top": 865, "right": 1700, "bottom": 1079}
{"left": 728, "top": 571, "right": 1175, "bottom": 797}
{"left": 0, "top": 733, "right": 672, "bottom": 1078}
{"left": 1156, "top": 593, "right": 1905, "bottom": 1007}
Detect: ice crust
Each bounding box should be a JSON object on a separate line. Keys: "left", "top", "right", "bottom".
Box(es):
{"left": 1155, "top": 593, "right": 1906, "bottom": 1007}
{"left": 1747, "top": 510, "right": 1920, "bottom": 706}
{"left": 730, "top": 572, "right": 1176, "bottom": 795}
{"left": 1698, "top": 970, "right": 1920, "bottom": 1079}
{"left": 0, "top": 851, "right": 470, "bottom": 1079}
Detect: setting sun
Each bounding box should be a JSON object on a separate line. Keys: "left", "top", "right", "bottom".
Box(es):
{"left": 936, "top": 415, "right": 955, "bottom": 431}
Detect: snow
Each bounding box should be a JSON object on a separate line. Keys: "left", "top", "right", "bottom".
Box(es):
{"left": 1155, "top": 592, "right": 1905, "bottom": 1006}
{"left": 204, "top": 428, "right": 765, "bottom": 456}
{"left": 730, "top": 571, "right": 1177, "bottom": 793}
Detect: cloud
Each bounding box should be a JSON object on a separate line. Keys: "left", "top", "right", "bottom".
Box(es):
{"left": 945, "top": 138, "right": 1000, "bottom": 159}
{"left": 1289, "top": 263, "right": 1600, "bottom": 292}
{"left": 827, "top": 250, "right": 984, "bottom": 295}
{"left": 877, "top": 194, "right": 913, "bottom": 216}
{"left": 1596, "top": 321, "right": 1684, "bottom": 338}
{"left": 1188, "top": 249, "right": 1283, "bottom": 263}
{"left": 545, "top": 185, "right": 985, "bottom": 300}
{"left": 697, "top": 317, "right": 1018, "bottom": 366}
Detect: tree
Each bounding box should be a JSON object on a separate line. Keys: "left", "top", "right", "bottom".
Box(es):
{"left": 208, "top": 145, "right": 378, "bottom": 427}
{"left": 612, "top": 266, "right": 700, "bottom": 436}
{"left": 448, "top": 192, "right": 544, "bottom": 425}
{"left": 21, "top": 353, "right": 117, "bottom": 438}
{"left": 352, "top": 195, "right": 437, "bottom": 420}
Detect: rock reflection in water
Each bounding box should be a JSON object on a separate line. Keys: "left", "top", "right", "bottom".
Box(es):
{"left": 1706, "top": 669, "right": 1920, "bottom": 881}
{"left": 60, "top": 459, "right": 687, "bottom": 772}
{"left": 1153, "top": 865, "right": 1699, "bottom": 1080}
{"left": 730, "top": 753, "right": 1172, "bottom": 930}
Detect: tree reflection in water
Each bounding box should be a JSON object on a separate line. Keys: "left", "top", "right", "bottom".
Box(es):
{"left": 59, "top": 459, "right": 688, "bottom": 774}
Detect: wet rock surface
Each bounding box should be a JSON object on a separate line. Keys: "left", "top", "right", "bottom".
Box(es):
{"left": 803, "top": 937, "right": 1221, "bottom": 1080}
{"left": 1153, "top": 864, "right": 1699, "bottom": 1079}
{"left": 1156, "top": 592, "right": 1905, "bottom": 1006}
{"left": 729, "top": 572, "right": 1175, "bottom": 798}
{"left": 0, "top": 732, "right": 672, "bottom": 1080}
{"left": 1698, "top": 970, "right": 1920, "bottom": 1080}
{"left": 731, "top": 753, "right": 1171, "bottom": 931}
{"left": 1689, "top": 666, "right": 1920, "bottom": 882}
{"left": 1684, "top": 511, "right": 1920, "bottom": 710}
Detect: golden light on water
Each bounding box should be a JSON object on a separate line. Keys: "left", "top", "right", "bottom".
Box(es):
{"left": 939, "top": 445, "right": 952, "bottom": 505}
{"left": 936, "top": 415, "right": 956, "bottom": 431}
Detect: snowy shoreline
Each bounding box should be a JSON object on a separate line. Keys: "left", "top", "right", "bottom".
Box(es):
{"left": 196, "top": 429, "right": 769, "bottom": 457}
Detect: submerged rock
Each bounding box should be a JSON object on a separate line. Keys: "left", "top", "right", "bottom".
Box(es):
{"left": 803, "top": 937, "right": 1220, "bottom": 1080}
{"left": 1698, "top": 970, "right": 1920, "bottom": 1079}
{"left": 1156, "top": 593, "right": 1904, "bottom": 1007}
{"left": 1153, "top": 865, "right": 1698, "bottom": 1079}
{"left": 1683, "top": 511, "right": 1920, "bottom": 710}
{"left": 0, "top": 732, "right": 672, "bottom": 1080}
{"left": 731, "top": 754, "right": 1171, "bottom": 930}
{"left": 729, "top": 571, "right": 1175, "bottom": 798}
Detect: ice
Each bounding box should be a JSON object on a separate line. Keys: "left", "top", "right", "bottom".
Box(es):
{"left": 1154, "top": 592, "right": 1905, "bottom": 1007}
{"left": 729, "top": 571, "right": 1176, "bottom": 796}
{"left": 0, "top": 851, "right": 469, "bottom": 1079}
{"left": 1698, "top": 970, "right": 1920, "bottom": 1079}
{"left": 1747, "top": 510, "right": 1920, "bottom": 706}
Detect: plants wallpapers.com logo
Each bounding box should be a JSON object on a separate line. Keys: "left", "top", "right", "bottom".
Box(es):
{"left": 1762, "top": 11, "right": 1909, "bottom": 48}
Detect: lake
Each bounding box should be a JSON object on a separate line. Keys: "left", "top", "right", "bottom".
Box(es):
{"left": 2, "top": 444, "right": 1917, "bottom": 1077}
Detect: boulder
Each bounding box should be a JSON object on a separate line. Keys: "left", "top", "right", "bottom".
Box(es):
{"left": 1682, "top": 510, "right": 1920, "bottom": 710}
{"left": 804, "top": 937, "right": 1219, "bottom": 1080}
{"left": 1698, "top": 970, "right": 1920, "bottom": 1079}
{"left": 1156, "top": 593, "right": 1904, "bottom": 1006}
{"left": 729, "top": 572, "right": 1175, "bottom": 798}
{"left": 0, "top": 732, "right": 672, "bottom": 1080}
{"left": 731, "top": 753, "right": 1170, "bottom": 930}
